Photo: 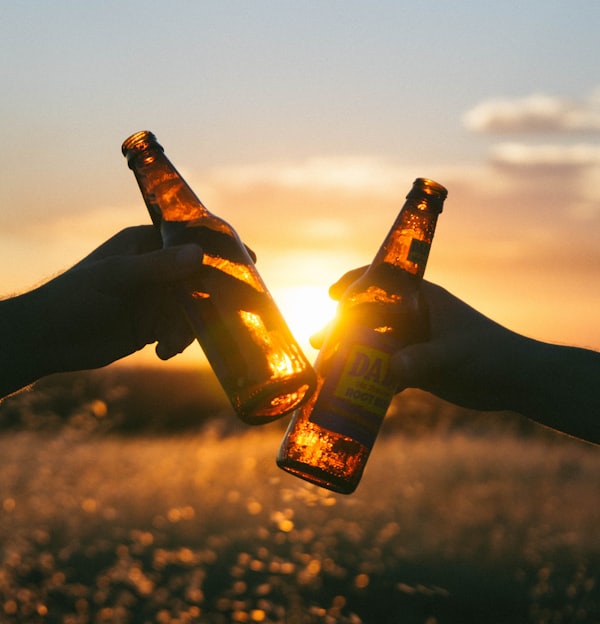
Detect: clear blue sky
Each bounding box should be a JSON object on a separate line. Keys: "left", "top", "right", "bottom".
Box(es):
{"left": 2, "top": 1, "right": 599, "bottom": 360}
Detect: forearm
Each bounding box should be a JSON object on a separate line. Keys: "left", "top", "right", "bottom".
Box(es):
{"left": 510, "top": 337, "right": 600, "bottom": 444}
{"left": 0, "top": 292, "right": 55, "bottom": 398}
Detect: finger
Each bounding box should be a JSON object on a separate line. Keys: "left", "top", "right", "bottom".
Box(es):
{"left": 76, "top": 226, "right": 162, "bottom": 267}
{"left": 157, "top": 298, "right": 196, "bottom": 357}
{"left": 110, "top": 225, "right": 163, "bottom": 255}
{"left": 309, "top": 323, "right": 331, "bottom": 350}
{"left": 156, "top": 330, "right": 196, "bottom": 360}
{"left": 98, "top": 244, "right": 204, "bottom": 292}
{"left": 328, "top": 266, "right": 369, "bottom": 300}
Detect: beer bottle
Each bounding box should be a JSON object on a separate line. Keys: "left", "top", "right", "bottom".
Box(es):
{"left": 276, "top": 178, "right": 447, "bottom": 493}
{"left": 122, "top": 131, "right": 316, "bottom": 425}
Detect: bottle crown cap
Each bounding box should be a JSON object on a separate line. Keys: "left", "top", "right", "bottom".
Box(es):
{"left": 121, "top": 131, "right": 164, "bottom": 164}
{"left": 406, "top": 178, "right": 447, "bottom": 213}
{"left": 409, "top": 178, "right": 448, "bottom": 199}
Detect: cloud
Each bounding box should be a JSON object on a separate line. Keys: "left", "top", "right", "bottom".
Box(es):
{"left": 489, "top": 142, "right": 600, "bottom": 169}
{"left": 204, "top": 156, "right": 412, "bottom": 196}
{"left": 197, "top": 157, "right": 439, "bottom": 255}
{"left": 463, "top": 89, "right": 600, "bottom": 134}
{"left": 485, "top": 143, "right": 600, "bottom": 219}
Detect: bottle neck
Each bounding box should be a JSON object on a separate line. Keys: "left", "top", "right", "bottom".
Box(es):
{"left": 366, "top": 179, "right": 446, "bottom": 285}
{"left": 122, "top": 132, "right": 209, "bottom": 224}
{"left": 370, "top": 201, "right": 439, "bottom": 280}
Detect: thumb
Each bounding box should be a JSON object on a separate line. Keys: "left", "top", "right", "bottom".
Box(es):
{"left": 100, "top": 244, "right": 204, "bottom": 290}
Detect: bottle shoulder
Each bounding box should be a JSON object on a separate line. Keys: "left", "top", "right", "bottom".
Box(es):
{"left": 161, "top": 218, "right": 247, "bottom": 260}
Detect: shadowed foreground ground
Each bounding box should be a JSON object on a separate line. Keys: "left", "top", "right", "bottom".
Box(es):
{"left": 0, "top": 368, "right": 598, "bottom": 623}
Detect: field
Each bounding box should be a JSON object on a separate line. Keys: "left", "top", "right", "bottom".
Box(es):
{"left": 0, "top": 367, "right": 598, "bottom": 624}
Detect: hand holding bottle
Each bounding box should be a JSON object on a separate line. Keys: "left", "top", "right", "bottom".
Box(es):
{"left": 0, "top": 226, "right": 204, "bottom": 399}
{"left": 328, "top": 270, "right": 600, "bottom": 445}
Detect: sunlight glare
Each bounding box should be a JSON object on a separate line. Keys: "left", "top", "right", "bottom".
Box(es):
{"left": 274, "top": 285, "right": 338, "bottom": 360}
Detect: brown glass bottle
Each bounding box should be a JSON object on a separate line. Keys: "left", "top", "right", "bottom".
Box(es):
{"left": 122, "top": 131, "right": 316, "bottom": 425}
{"left": 276, "top": 178, "right": 447, "bottom": 493}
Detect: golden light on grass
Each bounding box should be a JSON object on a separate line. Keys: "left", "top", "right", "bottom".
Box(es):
{"left": 81, "top": 497, "right": 97, "bottom": 513}
{"left": 354, "top": 573, "right": 370, "bottom": 589}
{"left": 0, "top": 374, "right": 599, "bottom": 622}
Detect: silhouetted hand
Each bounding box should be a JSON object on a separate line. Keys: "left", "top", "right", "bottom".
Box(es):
{"left": 0, "top": 226, "right": 204, "bottom": 398}
{"left": 327, "top": 267, "right": 600, "bottom": 444}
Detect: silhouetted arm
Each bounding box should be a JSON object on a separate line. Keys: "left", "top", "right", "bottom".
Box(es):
{"left": 0, "top": 226, "right": 203, "bottom": 399}
{"left": 392, "top": 281, "right": 600, "bottom": 444}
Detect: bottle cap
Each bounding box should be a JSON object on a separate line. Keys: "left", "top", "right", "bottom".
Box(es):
{"left": 121, "top": 131, "right": 164, "bottom": 166}
{"left": 409, "top": 178, "right": 448, "bottom": 199}
{"left": 406, "top": 178, "right": 448, "bottom": 213}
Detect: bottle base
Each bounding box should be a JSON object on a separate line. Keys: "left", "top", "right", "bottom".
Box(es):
{"left": 234, "top": 378, "right": 316, "bottom": 426}
{"left": 276, "top": 457, "right": 359, "bottom": 495}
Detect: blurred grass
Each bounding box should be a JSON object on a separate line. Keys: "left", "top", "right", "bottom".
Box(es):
{"left": 0, "top": 366, "right": 553, "bottom": 439}
{"left": 0, "top": 367, "right": 598, "bottom": 623}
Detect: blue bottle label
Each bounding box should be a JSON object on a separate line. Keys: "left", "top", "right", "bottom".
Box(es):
{"left": 309, "top": 328, "right": 396, "bottom": 447}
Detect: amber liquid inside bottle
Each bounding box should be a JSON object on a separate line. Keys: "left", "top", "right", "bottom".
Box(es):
{"left": 276, "top": 380, "right": 371, "bottom": 494}
{"left": 163, "top": 220, "right": 315, "bottom": 423}
{"left": 122, "top": 131, "right": 316, "bottom": 425}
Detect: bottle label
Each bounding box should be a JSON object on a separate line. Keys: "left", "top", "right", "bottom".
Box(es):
{"left": 408, "top": 238, "right": 430, "bottom": 265}
{"left": 309, "top": 328, "right": 396, "bottom": 447}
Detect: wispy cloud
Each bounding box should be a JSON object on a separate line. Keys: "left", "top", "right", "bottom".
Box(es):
{"left": 489, "top": 142, "right": 600, "bottom": 168}
{"left": 463, "top": 89, "right": 600, "bottom": 134}
{"left": 204, "top": 156, "right": 412, "bottom": 196}
{"left": 198, "top": 157, "right": 435, "bottom": 252}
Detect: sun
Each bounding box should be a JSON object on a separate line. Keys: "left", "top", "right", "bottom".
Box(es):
{"left": 273, "top": 284, "right": 338, "bottom": 361}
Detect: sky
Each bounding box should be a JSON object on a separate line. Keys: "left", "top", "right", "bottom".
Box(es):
{"left": 1, "top": 1, "right": 600, "bottom": 368}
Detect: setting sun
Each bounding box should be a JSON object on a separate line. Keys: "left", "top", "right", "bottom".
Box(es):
{"left": 273, "top": 284, "right": 338, "bottom": 361}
